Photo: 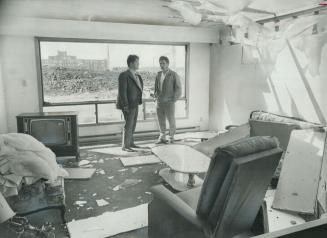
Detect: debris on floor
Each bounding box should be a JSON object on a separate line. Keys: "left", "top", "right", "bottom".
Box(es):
{"left": 96, "top": 199, "right": 109, "bottom": 207}
{"left": 117, "top": 168, "right": 128, "bottom": 172}
{"left": 75, "top": 201, "right": 87, "bottom": 207}
{"left": 96, "top": 169, "right": 106, "bottom": 175}
{"left": 98, "top": 159, "right": 104, "bottom": 164}
{"left": 78, "top": 160, "right": 90, "bottom": 167}
{"left": 112, "top": 179, "right": 142, "bottom": 191}
{"left": 6, "top": 216, "right": 56, "bottom": 238}
{"left": 174, "top": 131, "right": 218, "bottom": 141}
{"left": 88, "top": 146, "right": 151, "bottom": 156}
{"left": 120, "top": 155, "right": 161, "bottom": 167}
{"left": 67, "top": 203, "right": 148, "bottom": 238}
{"left": 64, "top": 168, "right": 96, "bottom": 180}
{"left": 131, "top": 168, "right": 138, "bottom": 173}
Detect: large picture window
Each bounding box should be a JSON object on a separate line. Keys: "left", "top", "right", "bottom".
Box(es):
{"left": 38, "top": 39, "right": 188, "bottom": 125}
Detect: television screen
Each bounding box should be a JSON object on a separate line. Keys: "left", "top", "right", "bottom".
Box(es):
{"left": 30, "top": 119, "right": 67, "bottom": 145}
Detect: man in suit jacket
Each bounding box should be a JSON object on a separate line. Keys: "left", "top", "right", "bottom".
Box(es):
{"left": 154, "top": 56, "right": 182, "bottom": 144}
{"left": 116, "top": 55, "right": 143, "bottom": 152}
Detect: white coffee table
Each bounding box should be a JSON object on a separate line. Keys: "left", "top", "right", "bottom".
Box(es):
{"left": 152, "top": 144, "right": 210, "bottom": 191}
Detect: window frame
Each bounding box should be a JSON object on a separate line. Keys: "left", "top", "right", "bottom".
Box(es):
{"left": 35, "top": 37, "right": 190, "bottom": 126}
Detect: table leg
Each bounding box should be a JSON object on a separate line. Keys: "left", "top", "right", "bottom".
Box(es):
{"left": 187, "top": 174, "right": 195, "bottom": 188}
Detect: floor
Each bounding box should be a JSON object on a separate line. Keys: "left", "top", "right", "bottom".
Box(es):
{"left": 62, "top": 140, "right": 168, "bottom": 238}
{"left": 64, "top": 139, "right": 201, "bottom": 238}
{"left": 0, "top": 139, "right": 201, "bottom": 238}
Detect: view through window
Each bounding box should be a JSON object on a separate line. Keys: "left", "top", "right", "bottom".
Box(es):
{"left": 39, "top": 40, "right": 187, "bottom": 124}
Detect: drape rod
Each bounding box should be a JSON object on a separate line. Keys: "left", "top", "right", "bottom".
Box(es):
{"left": 257, "top": 5, "right": 327, "bottom": 24}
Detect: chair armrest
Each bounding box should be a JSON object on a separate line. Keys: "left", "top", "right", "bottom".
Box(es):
{"left": 150, "top": 185, "right": 203, "bottom": 229}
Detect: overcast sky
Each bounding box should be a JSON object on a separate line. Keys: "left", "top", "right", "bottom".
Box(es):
{"left": 40, "top": 41, "right": 186, "bottom": 68}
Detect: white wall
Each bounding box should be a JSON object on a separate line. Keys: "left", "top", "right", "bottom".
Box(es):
{"left": 209, "top": 39, "right": 327, "bottom": 131}
{"left": 0, "top": 36, "right": 40, "bottom": 133}
{"left": 0, "top": 18, "right": 215, "bottom": 135}
{"left": 0, "top": 59, "right": 8, "bottom": 134}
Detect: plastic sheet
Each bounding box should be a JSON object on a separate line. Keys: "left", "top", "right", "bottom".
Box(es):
{"left": 169, "top": 1, "right": 202, "bottom": 25}
{"left": 293, "top": 32, "right": 327, "bottom": 76}
{"left": 207, "top": 0, "right": 255, "bottom": 13}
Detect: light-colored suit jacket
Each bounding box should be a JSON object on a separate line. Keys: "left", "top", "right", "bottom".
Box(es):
{"left": 154, "top": 70, "right": 182, "bottom": 104}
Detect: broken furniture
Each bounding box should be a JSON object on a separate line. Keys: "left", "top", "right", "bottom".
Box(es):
{"left": 0, "top": 192, "right": 15, "bottom": 223}
{"left": 194, "top": 110, "right": 321, "bottom": 159}
{"left": 193, "top": 123, "right": 250, "bottom": 157}
{"left": 262, "top": 190, "right": 306, "bottom": 233}
{"left": 193, "top": 110, "right": 322, "bottom": 187}
{"left": 0, "top": 177, "right": 66, "bottom": 237}
{"left": 17, "top": 112, "right": 79, "bottom": 161}
{"left": 272, "top": 129, "right": 326, "bottom": 216}
{"left": 6, "top": 177, "right": 66, "bottom": 222}
{"left": 151, "top": 144, "right": 210, "bottom": 191}
{"left": 149, "top": 136, "right": 283, "bottom": 238}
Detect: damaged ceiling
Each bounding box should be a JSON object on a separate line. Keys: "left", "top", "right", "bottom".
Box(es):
{"left": 0, "top": 0, "right": 324, "bottom": 27}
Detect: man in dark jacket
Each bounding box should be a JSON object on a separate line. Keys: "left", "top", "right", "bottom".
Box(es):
{"left": 116, "top": 55, "right": 143, "bottom": 152}
{"left": 154, "top": 56, "right": 182, "bottom": 144}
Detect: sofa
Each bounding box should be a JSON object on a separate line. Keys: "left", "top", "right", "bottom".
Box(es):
{"left": 193, "top": 110, "right": 322, "bottom": 185}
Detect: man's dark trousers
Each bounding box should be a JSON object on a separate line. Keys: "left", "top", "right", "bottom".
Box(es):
{"left": 122, "top": 107, "right": 138, "bottom": 148}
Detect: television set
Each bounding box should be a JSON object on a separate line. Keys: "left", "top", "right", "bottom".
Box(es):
{"left": 17, "top": 112, "right": 79, "bottom": 160}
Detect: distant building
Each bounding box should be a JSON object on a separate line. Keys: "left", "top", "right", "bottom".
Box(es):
{"left": 43, "top": 51, "right": 108, "bottom": 72}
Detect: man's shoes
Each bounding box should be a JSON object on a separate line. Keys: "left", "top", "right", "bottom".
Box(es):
{"left": 169, "top": 138, "right": 175, "bottom": 144}
{"left": 131, "top": 144, "right": 141, "bottom": 148}
{"left": 155, "top": 139, "right": 168, "bottom": 144}
{"left": 122, "top": 147, "right": 134, "bottom": 152}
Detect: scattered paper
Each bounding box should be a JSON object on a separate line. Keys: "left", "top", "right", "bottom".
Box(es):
{"left": 112, "top": 179, "right": 142, "bottom": 191}
{"left": 75, "top": 201, "right": 87, "bottom": 206}
{"left": 67, "top": 204, "right": 148, "bottom": 238}
{"left": 118, "top": 168, "right": 128, "bottom": 172}
{"left": 120, "top": 155, "right": 160, "bottom": 167}
{"left": 89, "top": 147, "right": 152, "bottom": 156}
{"left": 98, "top": 159, "right": 104, "bottom": 164}
{"left": 131, "top": 168, "right": 138, "bottom": 173}
{"left": 65, "top": 168, "right": 96, "bottom": 180}
{"left": 108, "top": 176, "right": 114, "bottom": 180}
{"left": 96, "top": 169, "right": 106, "bottom": 175}
{"left": 78, "top": 160, "right": 90, "bottom": 166}
{"left": 96, "top": 199, "right": 109, "bottom": 207}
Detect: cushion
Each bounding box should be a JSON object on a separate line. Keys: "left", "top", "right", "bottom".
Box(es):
{"left": 250, "top": 110, "right": 320, "bottom": 129}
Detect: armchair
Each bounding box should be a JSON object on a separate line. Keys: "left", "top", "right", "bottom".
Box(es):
{"left": 148, "top": 136, "right": 283, "bottom": 238}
